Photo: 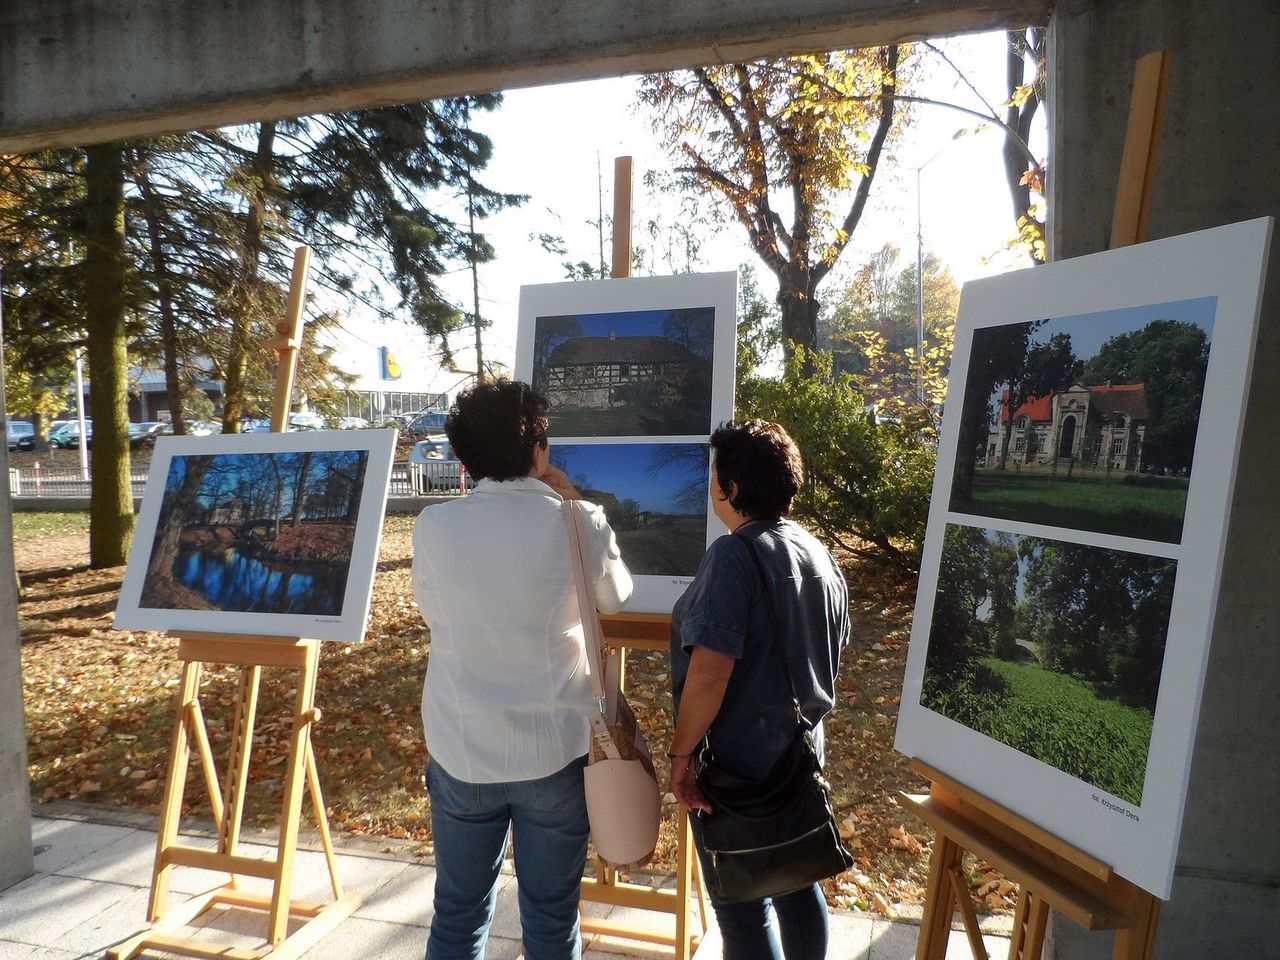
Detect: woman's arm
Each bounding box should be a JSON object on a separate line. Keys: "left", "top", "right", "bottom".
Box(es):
{"left": 669, "top": 645, "right": 735, "bottom": 813}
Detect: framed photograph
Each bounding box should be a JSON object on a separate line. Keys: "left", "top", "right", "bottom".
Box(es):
{"left": 115, "top": 429, "right": 397, "bottom": 642}
{"left": 895, "top": 218, "right": 1273, "bottom": 898}
{"left": 516, "top": 273, "right": 738, "bottom": 613}
{"left": 550, "top": 442, "right": 711, "bottom": 606}
{"left": 517, "top": 272, "right": 736, "bottom": 441}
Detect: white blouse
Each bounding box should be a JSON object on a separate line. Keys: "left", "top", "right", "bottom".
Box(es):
{"left": 412, "top": 476, "right": 633, "bottom": 783}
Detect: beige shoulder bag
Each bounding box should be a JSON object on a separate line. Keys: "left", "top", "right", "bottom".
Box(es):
{"left": 563, "top": 499, "right": 660, "bottom": 870}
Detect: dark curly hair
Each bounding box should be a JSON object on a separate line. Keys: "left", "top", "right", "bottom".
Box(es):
{"left": 444, "top": 380, "right": 550, "bottom": 482}
{"left": 710, "top": 419, "right": 803, "bottom": 520}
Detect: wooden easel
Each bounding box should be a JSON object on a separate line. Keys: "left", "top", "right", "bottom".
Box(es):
{"left": 111, "top": 246, "right": 362, "bottom": 960}
{"left": 907, "top": 51, "right": 1174, "bottom": 960}
{"left": 575, "top": 158, "right": 707, "bottom": 960}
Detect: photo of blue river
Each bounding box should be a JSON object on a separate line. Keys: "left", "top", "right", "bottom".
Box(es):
{"left": 172, "top": 544, "right": 348, "bottom": 615}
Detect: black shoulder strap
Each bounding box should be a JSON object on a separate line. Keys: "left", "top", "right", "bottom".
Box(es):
{"left": 733, "top": 531, "right": 808, "bottom": 730}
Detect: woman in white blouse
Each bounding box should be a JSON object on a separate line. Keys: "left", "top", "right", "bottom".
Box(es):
{"left": 412, "top": 380, "right": 633, "bottom": 960}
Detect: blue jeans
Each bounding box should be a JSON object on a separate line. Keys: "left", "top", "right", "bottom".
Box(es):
{"left": 425, "top": 756, "right": 590, "bottom": 960}
{"left": 689, "top": 817, "right": 830, "bottom": 960}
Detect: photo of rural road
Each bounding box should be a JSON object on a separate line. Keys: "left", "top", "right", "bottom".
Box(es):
{"left": 550, "top": 442, "right": 710, "bottom": 576}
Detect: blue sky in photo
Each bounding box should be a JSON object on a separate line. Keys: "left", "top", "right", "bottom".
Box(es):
{"left": 550, "top": 442, "right": 708, "bottom": 515}
{"left": 166, "top": 451, "right": 366, "bottom": 516}
{"left": 1030, "top": 295, "right": 1218, "bottom": 358}
{"left": 539, "top": 307, "right": 715, "bottom": 359}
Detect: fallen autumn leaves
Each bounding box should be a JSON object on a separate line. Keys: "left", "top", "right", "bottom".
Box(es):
{"left": 15, "top": 512, "right": 1014, "bottom": 918}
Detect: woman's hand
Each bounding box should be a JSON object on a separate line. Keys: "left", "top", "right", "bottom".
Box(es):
{"left": 669, "top": 755, "right": 713, "bottom": 815}
{"left": 537, "top": 462, "right": 582, "bottom": 501}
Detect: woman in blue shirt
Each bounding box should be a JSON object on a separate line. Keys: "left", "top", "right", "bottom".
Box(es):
{"left": 668, "top": 419, "right": 850, "bottom": 960}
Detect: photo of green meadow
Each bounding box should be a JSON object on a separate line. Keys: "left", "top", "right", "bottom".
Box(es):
{"left": 921, "top": 524, "right": 1177, "bottom": 805}
{"left": 949, "top": 297, "right": 1217, "bottom": 543}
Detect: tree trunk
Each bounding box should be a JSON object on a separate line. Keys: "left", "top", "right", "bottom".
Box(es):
{"left": 136, "top": 160, "right": 187, "bottom": 434}
{"left": 222, "top": 122, "right": 276, "bottom": 433}
{"left": 147, "top": 456, "right": 211, "bottom": 580}
{"left": 291, "top": 451, "right": 313, "bottom": 528}
{"left": 777, "top": 273, "right": 820, "bottom": 374}
{"left": 83, "top": 143, "right": 135, "bottom": 568}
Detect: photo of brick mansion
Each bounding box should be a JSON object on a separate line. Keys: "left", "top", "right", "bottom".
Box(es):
{"left": 984, "top": 381, "right": 1148, "bottom": 472}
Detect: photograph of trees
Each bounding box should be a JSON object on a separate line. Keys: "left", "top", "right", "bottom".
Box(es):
{"left": 139, "top": 449, "right": 371, "bottom": 616}
{"left": 532, "top": 307, "right": 715, "bottom": 437}
{"left": 949, "top": 296, "right": 1217, "bottom": 543}
{"left": 922, "top": 523, "right": 1177, "bottom": 805}
{"left": 550, "top": 442, "right": 710, "bottom": 576}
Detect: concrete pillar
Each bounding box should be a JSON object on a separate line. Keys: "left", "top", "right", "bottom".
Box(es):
{"left": 0, "top": 425, "right": 35, "bottom": 889}
{"left": 1047, "top": 1, "right": 1280, "bottom": 956}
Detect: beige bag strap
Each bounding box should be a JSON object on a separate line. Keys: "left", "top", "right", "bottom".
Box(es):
{"left": 563, "top": 500, "right": 622, "bottom": 761}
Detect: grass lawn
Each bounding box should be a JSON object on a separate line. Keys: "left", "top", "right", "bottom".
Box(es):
{"left": 953, "top": 467, "right": 1188, "bottom": 542}
{"left": 11, "top": 511, "right": 92, "bottom": 539}
{"left": 924, "top": 657, "right": 1153, "bottom": 805}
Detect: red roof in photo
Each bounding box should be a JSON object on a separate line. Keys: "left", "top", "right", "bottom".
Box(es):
{"left": 999, "top": 389, "right": 1053, "bottom": 423}
{"left": 998, "top": 383, "right": 1148, "bottom": 423}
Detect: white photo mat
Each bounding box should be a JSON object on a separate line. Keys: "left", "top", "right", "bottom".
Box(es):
{"left": 515, "top": 272, "right": 738, "bottom": 613}
{"left": 894, "top": 218, "right": 1274, "bottom": 898}
{"left": 115, "top": 429, "right": 397, "bottom": 642}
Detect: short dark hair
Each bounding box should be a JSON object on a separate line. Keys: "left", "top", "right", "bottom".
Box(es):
{"left": 710, "top": 419, "right": 803, "bottom": 520}
{"left": 445, "top": 380, "right": 550, "bottom": 482}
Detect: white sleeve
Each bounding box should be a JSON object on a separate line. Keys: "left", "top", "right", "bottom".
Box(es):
{"left": 580, "top": 501, "right": 633, "bottom": 613}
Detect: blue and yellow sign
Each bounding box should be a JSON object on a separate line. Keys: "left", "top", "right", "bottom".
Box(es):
{"left": 379, "top": 346, "right": 402, "bottom": 381}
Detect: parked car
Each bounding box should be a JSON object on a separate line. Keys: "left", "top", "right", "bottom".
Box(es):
{"left": 186, "top": 420, "right": 221, "bottom": 436}
{"left": 6, "top": 421, "right": 35, "bottom": 451}
{"left": 406, "top": 410, "right": 449, "bottom": 438}
{"left": 408, "top": 437, "right": 464, "bottom": 493}
{"left": 52, "top": 421, "right": 92, "bottom": 449}
{"left": 326, "top": 416, "right": 370, "bottom": 430}
{"left": 288, "top": 412, "right": 325, "bottom": 431}
{"left": 128, "top": 421, "right": 167, "bottom": 447}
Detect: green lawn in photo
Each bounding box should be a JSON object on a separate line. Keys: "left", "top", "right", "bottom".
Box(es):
{"left": 953, "top": 467, "right": 1189, "bottom": 542}
{"left": 923, "top": 657, "right": 1153, "bottom": 805}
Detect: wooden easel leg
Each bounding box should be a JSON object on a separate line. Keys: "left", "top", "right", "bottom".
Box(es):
{"left": 149, "top": 659, "right": 203, "bottom": 922}
{"left": 675, "top": 804, "right": 695, "bottom": 960}
{"left": 187, "top": 699, "right": 226, "bottom": 829}
{"left": 1006, "top": 889, "right": 1049, "bottom": 960}
{"left": 220, "top": 665, "right": 262, "bottom": 880}
{"left": 305, "top": 740, "right": 344, "bottom": 899}
{"left": 267, "top": 644, "right": 319, "bottom": 945}
{"left": 1112, "top": 893, "right": 1159, "bottom": 960}
{"left": 917, "top": 834, "right": 963, "bottom": 960}
{"left": 947, "top": 864, "right": 989, "bottom": 960}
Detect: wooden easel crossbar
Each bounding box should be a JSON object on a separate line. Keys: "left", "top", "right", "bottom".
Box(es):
{"left": 111, "top": 247, "right": 362, "bottom": 960}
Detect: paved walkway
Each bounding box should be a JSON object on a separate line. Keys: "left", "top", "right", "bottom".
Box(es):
{"left": 0, "top": 813, "right": 1010, "bottom": 959}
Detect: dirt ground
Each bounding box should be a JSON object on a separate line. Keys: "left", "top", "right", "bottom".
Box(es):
{"left": 13, "top": 513, "right": 1015, "bottom": 919}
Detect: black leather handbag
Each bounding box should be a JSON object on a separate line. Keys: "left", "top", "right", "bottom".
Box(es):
{"left": 694, "top": 534, "right": 854, "bottom": 903}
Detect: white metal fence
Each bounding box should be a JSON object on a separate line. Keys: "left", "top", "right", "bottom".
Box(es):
{"left": 7, "top": 463, "right": 467, "bottom": 499}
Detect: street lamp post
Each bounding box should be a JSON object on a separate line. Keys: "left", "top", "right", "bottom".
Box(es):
{"left": 914, "top": 130, "right": 966, "bottom": 403}
{"left": 74, "top": 347, "right": 88, "bottom": 481}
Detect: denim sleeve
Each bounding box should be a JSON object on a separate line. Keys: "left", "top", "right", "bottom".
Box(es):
{"left": 675, "top": 537, "right": 754, "bottom": 659}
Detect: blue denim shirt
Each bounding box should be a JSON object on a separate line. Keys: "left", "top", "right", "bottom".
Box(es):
{"left": 670, "top": 519, "right": 850, "bottom": 779}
